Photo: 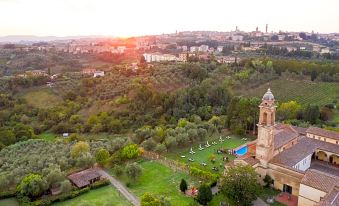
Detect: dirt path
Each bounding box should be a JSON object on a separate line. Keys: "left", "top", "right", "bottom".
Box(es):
{"left": 96, "top": 169, "right": 140, "bottom": 206}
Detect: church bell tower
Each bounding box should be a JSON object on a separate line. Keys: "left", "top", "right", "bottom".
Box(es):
{"left": 256, "top": 88, "right": 276, "bottom": 167}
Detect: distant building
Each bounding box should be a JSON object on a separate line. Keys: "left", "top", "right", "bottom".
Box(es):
{"left": 199, "top": 45, "right": 209, "bottom": 52}
{"left": 178, "top": 53, "right": 188, "bottom": 62}
{"left": 231, "top": 35, "right": 244, "bottom": 41}
{"left": 190, "top": 46, "right": 199, "bottom": 52}
{"left": 216, "top": 56, "right": 239, "bottom": 64}
{"left": 217, "top": 46, "right": 224, "bottom": 53}
{"left": 94, "top": 71, "right": 105, "bottom": 77}
{"left": 143, "top": 53, "right": 177, "bottom": 62}
{"left": 25, "top": 70, "right": 48, "bottom": 76}
{"left": 81, "top": 68, "right": 96, "bottom": 76}
{"left": 320, "top": 47, "right": 330, "bottom": 54}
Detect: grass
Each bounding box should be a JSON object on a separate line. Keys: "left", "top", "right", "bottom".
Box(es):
{"left": 36, "top": 133, "right": 57, "bottom": 141}
{"left": 238, "top": 78, "right": 339, "bottom": 106}
{"left": 0, "top": 198, "right": 19, "bottom": 206}
{"left": 52, "top": 186, "right": 131, "bottom": 206}
{"left": 114, "top": 160, "right": 196, "bottom": 205}
{"left": 166, "top": 135, "right": 247, "bottom": 173}
{"left": 18, "top": 87, "right": 63, "bottom": 108}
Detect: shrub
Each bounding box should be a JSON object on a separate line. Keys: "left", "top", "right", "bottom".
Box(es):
{"left": 180, "top": 179, "right": 188, "bottom": 193}
{"left": 89, "top": 179, "right": 110, "bottom": 189}
{"left": 0, "top": 190, "right": 16, "bottom": 199}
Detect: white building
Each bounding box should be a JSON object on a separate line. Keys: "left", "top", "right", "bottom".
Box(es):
{"left": 217, "top": 46, "right": 224, "bottom": 53}
{"left": 143, "top": 53, "right": 177, "bottom": 63}
{"left": 94, "top": 71, "right": 105, "bottom": 77}
{"left": 199, "top": 45, "right": 209, "bottom": 52}
{"left": 190, "top": 46, "right": 199, "bottom": 52}
{"left": 231, "top": 35, "right": 244, "bottom": 41}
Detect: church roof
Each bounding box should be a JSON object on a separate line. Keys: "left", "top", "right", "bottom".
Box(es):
{"left": 274, "top": 124, "right": 299, "bottom": 149}
{"left": 262, "top": 88, "right": 274, "bottom": 100}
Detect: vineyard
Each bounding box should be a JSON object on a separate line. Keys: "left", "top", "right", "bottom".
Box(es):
{"left": 237, "top": 78, "right": 339, "bottom": 106}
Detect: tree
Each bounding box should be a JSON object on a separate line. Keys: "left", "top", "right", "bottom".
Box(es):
{"left": 60, "top": 180, "right": 72, "bottom": 193}
{"left": 179, "top": 179, "right": 188, "bottom": 193}
{"left": 71, "top": 141, "right": 90, "bottom": 158}
{"left": 221, "top": 165, "right": 260, "bottom": 206}
{"left": 95, "top": 148, "right": 110, "bottom": 166}
{"left": 125, "top": 163, "right": 142, "bottom": 182}
{"left": 208, "top": 154, "right": 217, "bottom": 163}
{"left": 263, "top": 175, "right": 273, "bottom": 187}
{"left": 121, "top": 144, "right": 140, "bottom": 159}
{"left": 17, "top": 174, "right": 48, "bottom": 198}
{"left": 141, "top": 192, "right": 161, "bottom": 206}
{"left": 45, "top": 166, "right": 65, "bottom": 188}
{"left": 196, "top": 184, "right": 213, "bottom": 205}
{"left": 277, "top": 101, "right": 302, "bottom": 120}
{"left": 303, "top": 105, "right": 320, "bottom": 124}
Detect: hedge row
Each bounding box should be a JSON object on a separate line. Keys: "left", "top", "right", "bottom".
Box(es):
{"left": 19, "top": 178, "right": 111, "bottom": 206}
{"left": 189, "top": 166, "right": 220, "bottom": 183}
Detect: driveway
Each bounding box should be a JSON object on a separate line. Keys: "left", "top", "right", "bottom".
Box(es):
{"left": 96, "top": 169, "right": 140, "bottom": 206}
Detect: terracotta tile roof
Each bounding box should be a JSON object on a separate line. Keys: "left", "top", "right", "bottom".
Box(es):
{"left": 319, "top": 187, "right": 339, "bottom": 206}
{"left": 274, "top": 129, "right": 299, "bottom": 149}
{"left": 301, "top": 169, "right": 339, "bottom": 193}
{"left": 291, "top": 125, "right": 307, "bottom": 135}
{"left": 307, "top": 127, "right": 339, "bottom": 140}
{"left": 270, "top": 137, "right": 339, "bottom": 168}
{"left": 241, "top": 156, "right": 260, "bottom": 166}
{"left": 68, "top": 168, "right": 101, "bottom": 188}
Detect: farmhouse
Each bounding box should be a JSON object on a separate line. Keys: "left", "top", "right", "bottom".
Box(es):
{"left": 93, "top": 71, "right": 105, "bottom": 77}
{"left": 67, "top": 169, "right": 101, "bottom": 188}
{"left": 234, "top": 88, "right": 339, "bottom": 206}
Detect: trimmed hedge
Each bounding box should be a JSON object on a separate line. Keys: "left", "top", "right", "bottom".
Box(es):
{"left": 0, "top": 190, "right": 16, "bottom": 199}
{"left": 89, "top": 178, "right": 110, "bottom": 189}
{"left": 189, "top": 166, "right": 220, "bottom": 182}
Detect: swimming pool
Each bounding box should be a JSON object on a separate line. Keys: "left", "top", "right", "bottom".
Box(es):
{"left": 235, "top": 145, "right": 248, "bottom": 156}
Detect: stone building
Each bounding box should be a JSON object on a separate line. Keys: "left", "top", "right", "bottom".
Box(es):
{"left": 234, "top": 88, "right": 339, "bottom": 206}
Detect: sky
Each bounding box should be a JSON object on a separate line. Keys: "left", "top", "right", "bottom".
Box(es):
{"left": 0, "top": 0, "right": 338, "bottom": 37}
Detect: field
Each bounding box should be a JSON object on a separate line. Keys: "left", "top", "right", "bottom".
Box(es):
{"left": 0, "top": 198, "right": 19, "bottom": 206}
{"left": 115, "top": 160, "right": 196, "bottom": 205}
{"left": 37, "top": 133, "right": 57, "bottom": 141}
{"left": 52, "top": 186, "right": 131, "bottom": 206}
{"left": 238, "top": 78, "right": 339, "bottom": 106}
{"left": 18, "top": 87, "right": 63, "bottom": 108}
{"left": 166, "top": 136, "right": 247, "bottom": 173}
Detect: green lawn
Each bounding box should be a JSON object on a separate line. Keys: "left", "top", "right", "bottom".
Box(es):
{"left": 238, "top": 78, "right": 339, "bottom": 106}
{"left": 115, "top": 160, "right": 196, "bottom": 205}
{"left": 0, "top": 198, "right": 19, "bottom": 206}
{"left": 36, "top": 133, "right": 57, "bottom": 141}
{"left": 52, "top": 186, "right": 131, "bottom": 206}
{"left": 166, "top": 136, "right": 247, "bottom": 173}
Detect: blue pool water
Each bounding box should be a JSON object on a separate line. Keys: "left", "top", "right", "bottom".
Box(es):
{"left": 235, "top": 146, "right": 248, "bottom": 156}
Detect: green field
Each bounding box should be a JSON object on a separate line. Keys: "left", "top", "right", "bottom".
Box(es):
{"left": 0, "top": 198, "right": 19, "bottom": 206}
{"left": 37, "top": 133, "right": 57, "bottom": 141}
{"left": 238, "top": 79, "right": 339, "bottom": 106}
{"left": 117, "top": 160, "right": 196, "bottom": 205}
{"left": 166, "top": 136, "right": 247, "bottom": 173}
{"left": 52, "top": 186, "right": 131, "bottom": 206}
{"left": 19, "top": 87, "right": 63, "bottom": 108}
